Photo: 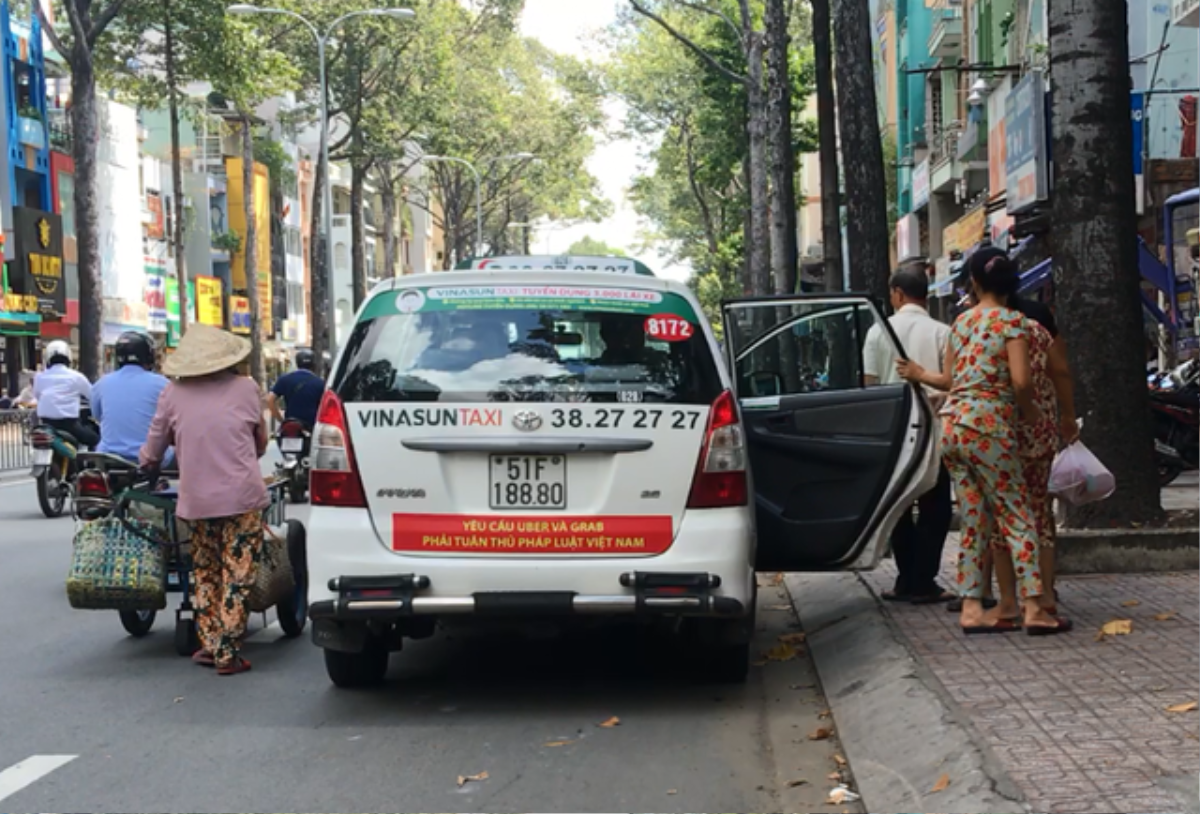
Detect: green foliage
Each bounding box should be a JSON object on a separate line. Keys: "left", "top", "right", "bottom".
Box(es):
{"left": 212, "top": 230, "right": 243, "bottom": 253}
{"left": 566, "top": 235, "right": 627, "bottom": 256}
{"left": 252, "top": 134, "right": 297, "bottom": 192}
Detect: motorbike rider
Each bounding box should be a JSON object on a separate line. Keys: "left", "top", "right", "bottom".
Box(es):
{"left": 33, "top": 341, "right": 99, "bottom": 449}
{"left": 92, "top": 331, "right": 171, "bottom": 466}
{"left": 267, "top": 349, "right": 325, "bottom": 429}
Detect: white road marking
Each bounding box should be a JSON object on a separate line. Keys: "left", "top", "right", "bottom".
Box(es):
{"left": 0, "top": 755, "right": 77, "bottom": 803}
{"left": 244, "top": 620, "right": 283, "bottom": 643}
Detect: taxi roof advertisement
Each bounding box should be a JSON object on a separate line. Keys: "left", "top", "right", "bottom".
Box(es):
{"left": 365, "top": 284, "right": 698, "bottom": 321}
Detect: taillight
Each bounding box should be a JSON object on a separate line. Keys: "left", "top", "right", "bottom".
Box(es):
{"left": 76, "top": 471, "right": 110, "bottom": 499}
{"left": 280, "top": 420, "right": 306, "bottom": 438}
{"left": 309, "top": 390, "right": 367, "bottom": 508}
{"left": 30, "top": 429, "right": 53, "bottom": 449}
{"left": 687, "top": 390, "right": 748, "bottom": 509}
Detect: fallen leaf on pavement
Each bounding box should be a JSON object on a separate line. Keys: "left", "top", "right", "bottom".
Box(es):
{"left": 598, "top": 716, "right": 621, "bottom": 728}
{"left": 827, "top": 785, "right": 860, "bottom": 804}
{"left": 787, "top": 778, "right": 808, "bottom": 788}
{"left": 827, "top": 771, "right": 842, "bottom": 781}
{"left": 764, "top": 643, "right": 798, "bottom": 662}
{"left": 809, "top": 726, "right": 833, "bottom": 741}
{"left": 667, "top": 789, "right": 677, "bottom": 795}
{"left": 1121, "top": 599, "right": 1141, "bottom": 607}
{"left": 767, "top": 604, "right": 792, "bottom": 611}
{"left": 818, "top": 709, "right": 832, "bottom": 719}
{"left": 1097, "top": 619, "right": 1133, "bottom": 640}
{"left": 772, "top": 572, "right": 785, "bottom": 586}
{"left": 456, "top": 771, "right": 489, "bottom": 787}
{"left": 932, "top": 773, "right": 951, "bottom": 793}
{"left": 1166, "top": 701, "right": 1198, "bottom": 713}
{"left": 833, "top": 754, "right": 847, "bottom": 767}
{"left": 544, "top": 740, "right": 574, "bottom": 747}
{"left": 1154, "top": 611, "right": 1178, "bottom": 621}
{"left": 778, "top": 632, "right": 807, "bottom": 646}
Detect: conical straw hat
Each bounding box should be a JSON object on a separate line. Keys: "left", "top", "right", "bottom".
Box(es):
{"left": 163, "top": 323, "right": 251, "bottom": 378}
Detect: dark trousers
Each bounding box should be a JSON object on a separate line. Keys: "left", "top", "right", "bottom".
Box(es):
{"left": 891, "top": 464, "right": 954, "bottom": 596}
{"left": 45, "top": 417, "right": 99, "bottom": 450}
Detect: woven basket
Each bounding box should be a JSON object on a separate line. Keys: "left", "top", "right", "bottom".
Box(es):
{"left": 248, "top": 524, "right": 294, "bottom": 613}
{"left": 66, "top": 517, "right": 167, "bottom": 611}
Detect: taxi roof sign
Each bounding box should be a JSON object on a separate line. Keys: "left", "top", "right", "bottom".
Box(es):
{"left": 456, "top": 255, "right": 657, "bottom": 277}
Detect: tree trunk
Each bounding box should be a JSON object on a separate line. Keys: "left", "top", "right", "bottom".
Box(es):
{"left": 811, "top": 0, "right": 843, "bottom": 292}
{"left": 766, "top": 0, "right": 798, "bottom": 295}
{"left": 309, "top": 157, "right": 329, "bottom": 375}
{"left": 381, "top": 176, "right": 397, "bottom": 278}
{"left": 163, "top": 0, "right": 187, "bottom": 328}
{"left": 833, "top": 0, "right": 889, "bottom": 303}
{"left": 1049, "top": 0, "right": 1163, "bottom": 526}
{"left": 241, "top": 118, "right": 263, "bottom": 385}
{"left": 350, "top": 159, "right": 367, "bottom": 308}
{"left": 746, "top": 32, "right": 770, "bottom": 298}
{"left": 71, "top": 47, "right": 102, "bottom": 381}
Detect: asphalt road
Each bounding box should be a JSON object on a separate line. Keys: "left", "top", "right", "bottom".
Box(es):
{"left": 0, "top": 459, "right": 861, "bottom": 813}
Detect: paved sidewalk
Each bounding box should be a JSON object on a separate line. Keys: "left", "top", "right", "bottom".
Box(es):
{"left": 861, "top": 545, "right": 1199, "bottom": 814}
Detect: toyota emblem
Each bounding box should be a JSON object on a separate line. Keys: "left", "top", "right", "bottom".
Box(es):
{"left": 512, "top": 409, "right": 543, "bottom": 432}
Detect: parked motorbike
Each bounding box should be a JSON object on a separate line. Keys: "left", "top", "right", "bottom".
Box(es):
{"left": 275, "top": 419, "right": 311, "bottom": 504}
{"left": 1150, "top": 359, "right": 1199, "bottom": 486}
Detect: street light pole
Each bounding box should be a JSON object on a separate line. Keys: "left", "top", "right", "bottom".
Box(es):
{"left": 226, "top": 4, "right": 414, "bottom": 359}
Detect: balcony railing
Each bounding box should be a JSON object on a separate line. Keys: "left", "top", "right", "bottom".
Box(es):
{"left": 928, "top": 8, "right": 964, "bottom": 59}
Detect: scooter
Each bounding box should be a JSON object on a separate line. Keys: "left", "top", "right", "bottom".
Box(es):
{"left": 275, "top": 419, "right": 311, "bottom": 504}
{"left": 28, "top": 407, "right": 99, "bottom": 518}
{"left": 1150, "top": 360, "right": 1199, "bottom": 486}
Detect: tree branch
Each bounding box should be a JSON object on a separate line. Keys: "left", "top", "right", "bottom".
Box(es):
{"left": 34, "top": 2, "right": 68, "bottom": 61}
{"left": 88, "top": 0, "right": 129, "bottom": 46}
{"left": 629, "top": 0, "right": 748, "bottom": 86}
{"left": 60, "top": 0, "right": 89, "bottom": 55}
{"left": 674, "top": 0, "right": 744, "bottom": 45}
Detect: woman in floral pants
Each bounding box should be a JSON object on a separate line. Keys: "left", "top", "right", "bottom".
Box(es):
{"left": 899, "top": 255, "right": 1070, "bottom": 635}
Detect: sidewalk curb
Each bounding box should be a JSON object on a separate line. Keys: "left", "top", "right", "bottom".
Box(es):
{"left": 785, "top": 572, "right": 1029, "bottom": 814}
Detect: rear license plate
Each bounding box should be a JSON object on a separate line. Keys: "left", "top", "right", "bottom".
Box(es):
{"left": 32, "top": 448, "right": 53, "bottom": 466}
{"left": 489, "top": 455, "right": 567, "bottom": 510}
{"left": 280, "top": 438, "right": 304, "bottom": 453}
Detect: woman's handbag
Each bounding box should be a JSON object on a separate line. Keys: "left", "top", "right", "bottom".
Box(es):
{"left": 248, "top": 523, "right": 295, "bottom": 613}
{"left": 66, "top": 517, "right": 167, "bottom": 611}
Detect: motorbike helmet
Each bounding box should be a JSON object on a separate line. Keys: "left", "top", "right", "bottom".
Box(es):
{"left": 115, "top": 331, "right": 155, "bottom": 369}
{"left": 295, "top": 348, "right": 315, "bottom": 371}
{"left": 44, "top": 340, "right": 72, "bottom": 368}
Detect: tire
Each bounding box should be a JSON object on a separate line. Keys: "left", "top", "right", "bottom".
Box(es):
{"left": 36, "top": 469, "right": 67, "bottom": 518}
{"left": 323, "top": 642, "right": 389, "bottom": 688}
{"left": 277, "top": 519, "right": 308, "bottom": 638}
{"left": 1159, "top": 462, "right": 1184, "bottom": 487}
{"left": 174, "top": 617, "right": 199, "bottom": 657}
{"left": 703, "top": 641, "right": 751, "bottom": 684}
{"left": 118, "top": 609, "right": 156, "bottom": 637}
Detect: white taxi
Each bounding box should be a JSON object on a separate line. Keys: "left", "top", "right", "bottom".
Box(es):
{"left": 306, "top": 255, "right": 938, "bottom": 687}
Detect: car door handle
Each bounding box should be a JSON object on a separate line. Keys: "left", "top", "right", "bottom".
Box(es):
{"left": 401, "top": 436, "right": 655, "bottom": 454}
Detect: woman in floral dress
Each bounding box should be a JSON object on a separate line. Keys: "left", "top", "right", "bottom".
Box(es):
{"left": 898, "top": 255, "right": 1070, "bottom": 635}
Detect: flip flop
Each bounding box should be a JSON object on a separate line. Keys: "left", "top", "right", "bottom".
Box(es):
{"left": 216, "top": 657, "right": 252, "bottom": 676}
{"left": 191, "top": 650, "right": 215, "bottom": 668}
{"left": 962, "top": 618, "right": 1022, "bottom": 635}
{"left": 948, "top": 598, "right": 998, "bottom": 612}
{"left": 1026, "top": 617, "right": 1073, "bottom": 636}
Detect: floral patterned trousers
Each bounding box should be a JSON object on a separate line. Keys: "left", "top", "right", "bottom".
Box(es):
{"left": 942, "top": 421, "right": 1044, "bottom": 600}
{"left": 191, "top": 511, "right": 262, "bottom": 668}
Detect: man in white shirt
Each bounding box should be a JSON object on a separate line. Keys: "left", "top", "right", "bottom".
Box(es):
{"left": 863, "top": 267, "right": 954, "bottom": 605}
{"left": 34, "top": 340, "right": 98, "bottom": 449}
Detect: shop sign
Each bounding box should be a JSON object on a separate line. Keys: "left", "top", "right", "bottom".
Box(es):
{"left": 943, "top": 207, "right": 988, "bottom": 256}
{"left": 1005, "top": 72, "right": 1050, "bottom": 213}
{"left": 146, "top": 193, "right": 165, "bottom": 240}
{"left": 3, "top": 292, "right": 39, "bottom": 313}
{"left": 935, "top": 257, "right": 953, "bottom": 285}
{"left": 229, "top": 296, "right": 252, "bottom": 335}
{"left": 10, "top": 207, "right": 66, "bottom": 315}
{"left": 102, "top": 297, "right": 149, "bottom": 328}
{"left": 896, "top": 213, "right": 921, "bottom": 261}
{"left": 165, "top": 278, "right": 194, "bottom": 347}
{"left": 912, "top": 158, "right": 931, "bottom": 211}
{"left": 282, "top": 319, "right": 299, "bottom": 343}
{"left": 144, "top": 273, "right": 168, "bottom": 333}
{"left": 195, "top": 276, "right": 224, "bottom": 326}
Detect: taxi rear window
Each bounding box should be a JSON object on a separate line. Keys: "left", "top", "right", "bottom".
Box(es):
{"left": 332, "top": 284, "right": 721, "bottom": 405}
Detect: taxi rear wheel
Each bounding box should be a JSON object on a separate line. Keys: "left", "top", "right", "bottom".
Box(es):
{"left": 323, "top": 642, "right": 389, "bottom": 688}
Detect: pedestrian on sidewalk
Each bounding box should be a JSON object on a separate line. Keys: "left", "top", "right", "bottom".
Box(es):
{"left": 897, "top": 255, "right": 1069, "bottom": 634}
{"left": 864, "top": 266, "right": 955, "bottom": 604}
{"left": 141, "top": 324, "right": 269, "bottom": 676}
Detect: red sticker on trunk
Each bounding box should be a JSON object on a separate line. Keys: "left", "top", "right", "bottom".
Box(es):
{"left": 392, "top": 514, "right": 674, "bottom": 555}
{"left": 644, "top": 314, "right": 694, "bottom": 342}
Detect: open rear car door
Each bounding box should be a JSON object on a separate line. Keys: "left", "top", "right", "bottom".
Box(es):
{"left": 722, "top": 295, "right": 939, "bottom": 572}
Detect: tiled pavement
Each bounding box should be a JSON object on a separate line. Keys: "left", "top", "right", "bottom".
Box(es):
{"left": 862, "top": 545, "right": 1199, "bottom": 814}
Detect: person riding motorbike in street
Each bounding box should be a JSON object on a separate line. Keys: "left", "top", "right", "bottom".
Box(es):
{"left": 267, "top": 349, "right": 325, "bottom": 429}
{"left": 93, "top": 331, "right": 172, "bottom": 467}
{"left": 33, "top": 340, "right": 99, "bottom": 449}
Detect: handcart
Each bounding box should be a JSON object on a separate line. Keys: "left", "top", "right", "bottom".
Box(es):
{"left": 110, "top": 476, "right": 309, "bottom": 656}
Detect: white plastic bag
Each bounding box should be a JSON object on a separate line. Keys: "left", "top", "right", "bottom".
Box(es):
{"left": 1048, "top": 441, "right": 1116, "bottom": 505}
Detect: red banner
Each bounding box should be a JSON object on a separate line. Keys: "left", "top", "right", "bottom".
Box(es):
{"left": 392, "top": 514, "right": 674, "bottom": 555}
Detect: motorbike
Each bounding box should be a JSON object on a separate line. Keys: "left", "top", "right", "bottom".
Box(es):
{"left": 1150, "top": 359, "right": 1199, "bottom": 487}
{"left": 29, "top": 407, "right": 100, "bottom": 518}
{"left": 275, "top": 418, "right": 311, "bottom": 504}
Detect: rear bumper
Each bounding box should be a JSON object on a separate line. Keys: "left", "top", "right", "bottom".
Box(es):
{"left": 306, "top": 505, "right": 755, "bottom": 629}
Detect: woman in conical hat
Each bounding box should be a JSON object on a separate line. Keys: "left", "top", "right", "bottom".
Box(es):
{"left": 141, "top": 324, "right": 268, "bottom": 676}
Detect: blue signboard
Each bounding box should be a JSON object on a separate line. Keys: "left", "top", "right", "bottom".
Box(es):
{"left": 1005, "top": 72, "right": 1050, "bottom": 213}
{"left": 1131, "top": 92, "right": 1145, "bottom": 176}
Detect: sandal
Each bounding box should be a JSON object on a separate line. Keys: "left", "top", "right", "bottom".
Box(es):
{"left": 1026, "top": 617, "right": 1073, "bottom": 636}
{"left": 216, "top": 657, "right": 252, "bottom": 676}
{"left": 191, "top": 650, "right": 215, "bottom": 668}
{"left": 962, "top": 618, "right": 1022, "bottom": 635}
